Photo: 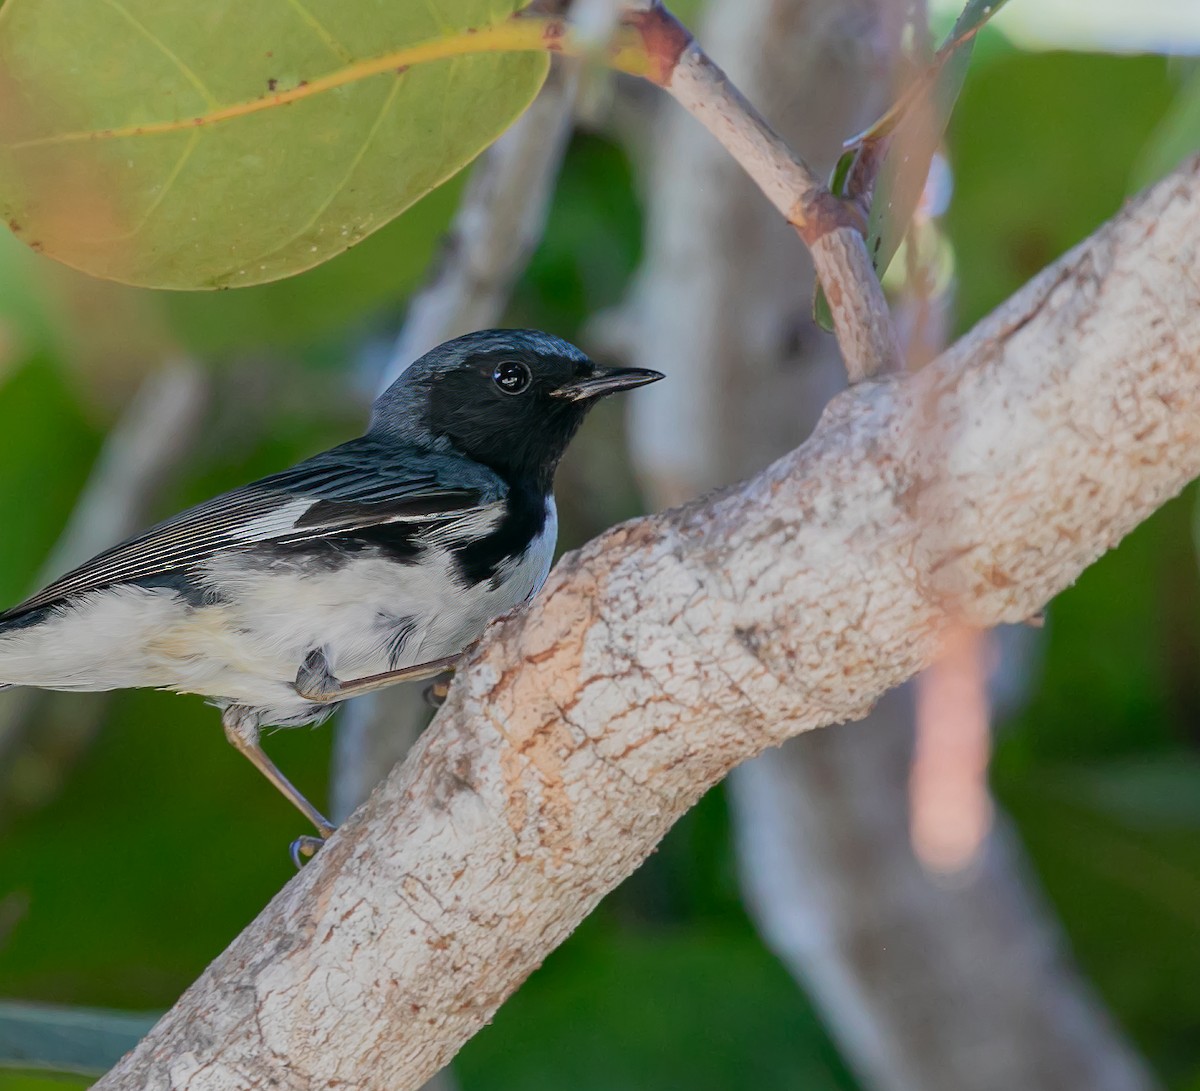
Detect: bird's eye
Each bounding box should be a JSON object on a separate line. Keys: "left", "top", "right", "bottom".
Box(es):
{"left": 492, "top": 361, "right": 532, "bottom": 395}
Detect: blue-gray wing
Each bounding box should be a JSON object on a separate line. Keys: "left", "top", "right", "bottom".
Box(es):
{"left": 0, "top": 439, "right": 502, "bottom": 622}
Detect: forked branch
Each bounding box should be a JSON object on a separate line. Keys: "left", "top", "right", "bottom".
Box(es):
{"left": 527, "top": 2, "right": 903, "bottom": 377}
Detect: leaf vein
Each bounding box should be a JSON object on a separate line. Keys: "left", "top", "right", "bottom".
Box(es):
{"left": 118, "top": 127, "right": 201, "bottom": 240}
{"left": 236, "top": 74, "right": 405, "bottom": 275}
{"left": 419, "top": 0, "right": 455, "bottom": 36}
{"left": 283, "top": 0, "right": 354, "bottom": 64}
{"left": 7, "top": 18, "right": 555, "bottom": 149}
{"left": 98, "top": 0, "right": 218, "bottom": 109}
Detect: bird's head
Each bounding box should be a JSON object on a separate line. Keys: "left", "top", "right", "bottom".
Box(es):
{"left": 370, "top": 329, "right": 663, "bottom": 490}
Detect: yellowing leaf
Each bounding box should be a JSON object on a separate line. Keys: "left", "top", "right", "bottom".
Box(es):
{"left": 0, "top": 1, "right": 549, "bottom": 289}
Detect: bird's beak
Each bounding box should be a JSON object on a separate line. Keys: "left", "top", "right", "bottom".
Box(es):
{"left": 550, "top": 365, "right": 665, "bottom": 403}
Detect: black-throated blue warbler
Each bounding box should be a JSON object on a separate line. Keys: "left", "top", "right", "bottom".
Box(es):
{"left": 0, "top": 329, "right": 662, "bottom": 857}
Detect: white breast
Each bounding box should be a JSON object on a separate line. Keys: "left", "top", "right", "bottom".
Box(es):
{"left": 0, "top": 497, "right": 561, "bottom": 726}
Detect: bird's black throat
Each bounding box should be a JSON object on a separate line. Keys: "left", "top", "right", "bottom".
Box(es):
{"left": 452, "top": 475, "right": 548, "bottom": 588}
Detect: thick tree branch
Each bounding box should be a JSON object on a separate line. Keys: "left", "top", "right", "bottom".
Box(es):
{"left": 96, "top": 158, "right": 1200, "bottom": 1091}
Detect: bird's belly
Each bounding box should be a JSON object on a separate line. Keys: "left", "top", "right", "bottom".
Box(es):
{"left": 0, "top": 571, "right": 408, "bottom": 716}
{"left": 0, "top": 524, "right": 557, "bottom": 725}
{"left": 160, "top": 553, "right": 452, "bottom": 700}
{"left": 420, "top": 501, "right": 558, "bottom": 655}
{"left": 188, "top": 540, "right": 553, "bottom": 708}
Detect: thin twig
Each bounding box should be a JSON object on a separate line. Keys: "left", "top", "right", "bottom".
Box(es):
{"left": 624, "top": 4, "right": 901, "bottom": 378}
{"left": 530, "top": 3, "right": 903, "bottom": 379}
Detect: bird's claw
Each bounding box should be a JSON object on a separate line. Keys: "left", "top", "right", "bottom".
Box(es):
{"left": 290, "top": 834, "right": 329, "bottom": 868}
{"left": 422, "top": 674, "right": 452, "bottom": 709}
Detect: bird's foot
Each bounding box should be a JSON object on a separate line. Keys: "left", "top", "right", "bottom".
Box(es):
{"left": 289, "top": 831, "right": 333, "bottom": 869}
{"left": 422, "top": 673, "right": 453, "bottom": 709}
{"left": 294, "top": 648, "right": 463, "bottom": 703}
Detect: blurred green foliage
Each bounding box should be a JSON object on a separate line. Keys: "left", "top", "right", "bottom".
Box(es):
{"left": 0, "top": 1075, "right": 86, "bottom": 1091}
{"left": 0, "top": 362, "right": 99, "bottom": 604}
{"left": 0, "top": 22, "right": 1199, "bottom": 1091}
{"left": 1133, "top": 66, "right": 1200, "bottom": 193}
{"left": 945, "top": 48, "right": 1178, "bottom": 332}
{"left": 457, "top": 921, "right": 855, "bottom": 1091}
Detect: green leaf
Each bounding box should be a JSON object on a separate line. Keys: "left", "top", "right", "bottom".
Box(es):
{"left": 0, "top": 1, "right": 548, "bottom": 289}
{"left": 812, "top": 280, "right": 835, "bottom": 333}
{"left": 0, "top": 1001, "right": 156, "bottom": 1077}
{"left": 864, "top": 47, "right": 969, "bottom": 278}
{"left": 827, "top": 148, "right": 856, "bottom": 198}
{"left": 813, "top": 0, "right": 1009, "bottom": 331}
{"left": 944, "top": 0, "right": 1012, "bottom": 54}
{"left": 864, "top": 0, "right": 1011, "bottom": 282}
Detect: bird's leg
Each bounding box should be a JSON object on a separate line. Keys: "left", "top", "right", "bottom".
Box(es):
{"left": 221, "top": 707, "right": 336, "bottom": 840}
{"left": 294, "top": 648, "right": 461, "bottom": 704}
{"left": 423, "top": 672, "right": 454, "bottom": 709}
{"left": 289, "top": 836, "right": 326, "bottom": 868}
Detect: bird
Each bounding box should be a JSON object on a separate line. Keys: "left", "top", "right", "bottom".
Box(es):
{"left": 0, "top": 329, "right": 662, "bottom": 860}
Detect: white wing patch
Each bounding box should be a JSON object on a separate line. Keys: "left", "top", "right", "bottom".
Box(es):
{"left": 423, "top": 503, "right": 504, "bottom": 547}
{"left": 228, "top": 498, "right": 316, "bottom": 541}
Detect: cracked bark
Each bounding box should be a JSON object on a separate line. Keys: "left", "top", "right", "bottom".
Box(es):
{"left": 92, "top": 155, "right": 1200, "bottom": 1091}
{"left": 618, "top": 2, "right": 1155, "bottom": 1087}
